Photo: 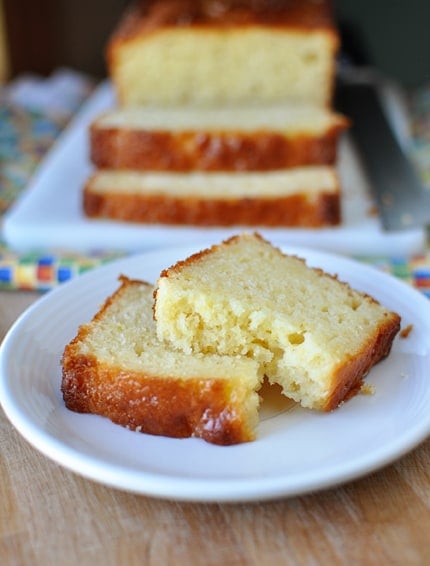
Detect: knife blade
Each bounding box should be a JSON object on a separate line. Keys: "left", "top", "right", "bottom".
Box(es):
{"left": 336, "top": 79, "right": 430, "bottom": 231}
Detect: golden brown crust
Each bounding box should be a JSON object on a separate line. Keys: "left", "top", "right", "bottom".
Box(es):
{"left": 61, "top": 277, "right": 256, "bottom": 445}
{"left": 62, "top": 355, "right": 254, "bottom": 445}
{"left": 83, "top": 182, "right": 341, "bottom": 227}
{"left": 157, "top": 232, "right": 273, "bottom": 281}
{"left": 110, "top": 0, "right": 338, "bottom": 41}
{"left": 90, "top": 121, "right": 348, "bottom": 172}
{"left": 324, "top": 313, "right": 401, "bottom": 411}
{"left": 306, "top": 260, "right": 401, "bottom": 411}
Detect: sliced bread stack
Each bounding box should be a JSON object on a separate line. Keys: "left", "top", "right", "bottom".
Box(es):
{"left": 83, "top": 0, "right": 349, "bottom": 228}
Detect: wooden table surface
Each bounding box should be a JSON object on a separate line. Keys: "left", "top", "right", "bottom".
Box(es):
{"left": 1, "top": 289, "right": 429, "bottom": 565}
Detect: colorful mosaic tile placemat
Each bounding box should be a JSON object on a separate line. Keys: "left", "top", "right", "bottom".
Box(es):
{"left": 1, "top": 71, "right": 430, "bottom": 296}
{"left": 0, "top": 247, "right": 125, "bottom": 291}
{"left": 0, "top": 70, "right": 125, "bottom": 290}
{"left": 2, "top": 244, "right": 430, "bottom": 297}
{"left": 357, "top": 255, "right": 430, "bottom": 299}
{"left": 0, "top": 103, "right": 66, "bottom": 214}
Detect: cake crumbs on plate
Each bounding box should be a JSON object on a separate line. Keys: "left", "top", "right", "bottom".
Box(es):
{"left": 399, "top": 324, "right": 413, "bottom": 338}
{"left": 360, "top": 383, "right": 375, "bottom": 396}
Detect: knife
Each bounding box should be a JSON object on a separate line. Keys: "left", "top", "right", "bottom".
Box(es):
{"left": 336, "top": 78, "right": 430, "bottom": 231}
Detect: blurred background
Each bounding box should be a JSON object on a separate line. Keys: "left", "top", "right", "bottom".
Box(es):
{"left": 0, "top": 0, "right": 429, "bottom": 88}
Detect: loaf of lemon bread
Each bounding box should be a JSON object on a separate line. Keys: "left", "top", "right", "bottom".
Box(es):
{"left": 61, "top": 276, "right": 260, "bottom": 445}
{"left": 90, "top": 105, "right": 348, "bottom": 171}
{"left": 83, "top": 167, "right": 341, "bottom": 227}
{"left": 107, "top": 0, "right": 340, "bottom": 107}
{"left": 154, "top": 233, "right": 401, "bottom": 411}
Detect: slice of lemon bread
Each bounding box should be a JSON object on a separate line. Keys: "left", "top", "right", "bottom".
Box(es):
{"left": 83, "top": 166, "right": 340, "bottom": 227}
{"left": 107, "top": 0, "right": 339, "bottom": 107}
{"left": 61, "top": 276, "right": 260, "bottom": 445}
{"left": 89, "top": 105, "right": 348, "bottom": 172}
{"left": 154, "top": 233, "right": 401, "bottom": 411}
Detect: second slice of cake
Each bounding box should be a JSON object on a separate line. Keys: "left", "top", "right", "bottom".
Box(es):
{"left": 153, "top": 233, "right": 401, "bottom": 411}
{"left": 89, "top": 105, "right": 348, "bottom": 172}
{"left": 62, "top": 276, "right": 260, "bottom": 445}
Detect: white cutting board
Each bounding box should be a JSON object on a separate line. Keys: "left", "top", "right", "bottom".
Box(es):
{"left": 2, "top": 82, "right": 426, "bottom": 256}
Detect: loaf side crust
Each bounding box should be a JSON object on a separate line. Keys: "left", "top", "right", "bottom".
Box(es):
{"left": 62, "top": 354, "right": 256, "bottom": 445}
{"left": 322, "top": 314, "right": 401, "bottom": 411}
{"left": 90, "top": 123, "right": 347, "bottom": 172}
{"left": 109, "top": 0, "right": 338, "bottom": 41}
{"left": 83, "top": 180, "right": 341, "bottom": 227}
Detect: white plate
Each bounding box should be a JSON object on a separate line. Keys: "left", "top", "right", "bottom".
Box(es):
{"left": 2, "top": 82, "right": 426, "bottom": 256}
{"left": 1, "top": 243, "right": 430, "bottom": 502}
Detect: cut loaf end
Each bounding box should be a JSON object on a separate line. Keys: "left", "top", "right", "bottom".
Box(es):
{"left": 107, "top": 0, "right": 339, "bottom": 107}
